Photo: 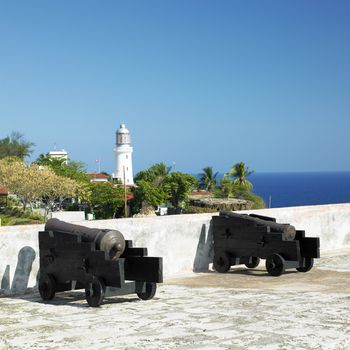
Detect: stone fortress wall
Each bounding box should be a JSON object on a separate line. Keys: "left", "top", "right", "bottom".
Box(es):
{"left": 1, "top": 203, "right": 350, "bottom": 295}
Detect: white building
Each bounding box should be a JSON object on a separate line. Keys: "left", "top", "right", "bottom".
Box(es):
{"left": 48, "top": 149, "right": 68, "bottom": 164}
{"left": 113, "top": 123, "right": 134, "bottom": 185}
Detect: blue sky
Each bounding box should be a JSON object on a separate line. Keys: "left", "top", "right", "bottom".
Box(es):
{"left": 0, "top": 0, "right": 349, "bottom": 174}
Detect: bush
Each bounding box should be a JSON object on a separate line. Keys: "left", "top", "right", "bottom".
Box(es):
{"left": 0, "top": 207, "right": 45, "bottom": 225}
{"left": 66, "top": 203, "right": 79, "bottom": 211}
{"left": 22, "top": 210, "right": 45, "bottom": 222}
{"left": 183, "top": 206, "right": 218, "bottom": 214}
{"left": 240, "top": 192, "right": 266, "bottom": 209}
{"left": 7, "top": 217, "right": 33, "bottom": 226}
{"left": 0, "top": 215, "right": 10, "bottom": 225}
{"left": 0, "top": 206, "right": 22, "bottom": 217}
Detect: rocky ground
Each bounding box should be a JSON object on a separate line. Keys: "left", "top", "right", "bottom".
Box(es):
{"left": 0, "top": 249, "right": 349, "bottom": 350}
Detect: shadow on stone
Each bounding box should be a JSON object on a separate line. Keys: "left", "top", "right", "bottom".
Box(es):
{"left": 1, "top": 265, "right": 10, "bottom": 290}
{"left": 193, "top": 222, "right": 214, "bottom": 272}
{"left": 11, "top": 246, "right": 36, "bottom": 294}
{"left": 27, "top": 290, "right": 141, "bottom": 308}
{"left": 206, "top": 267, "right": 298, "bottom": 277}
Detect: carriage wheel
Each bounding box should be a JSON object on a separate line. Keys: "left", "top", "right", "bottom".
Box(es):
{"left": 266, "top": 254, "right": 285, "bottom": 276}
{"left": 85, "top": 276, "right": 106, "bottom": 307}
{"left": 245, "top": 257, "right": 261, "bottom": 269}
{"left": 213, "top": 252, "right": 231, "bottom": 273}
{"left": 137, "top": 282, "right": 157, "bottom": 300}
{"left": 39, "top": 273, "right": 56, "bottom": 301}
{"left": 296, "top": 257, "right": 314, "bottom": 272}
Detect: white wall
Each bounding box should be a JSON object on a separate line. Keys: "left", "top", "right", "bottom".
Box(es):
{"left": 1, "top": 203, "right": 350, "bottom": 295}
{"left": 48, "top": 211, "right": 85, "bottom": 221}
{"left": 241, "top": 204, "right": 350, "bottom": 250}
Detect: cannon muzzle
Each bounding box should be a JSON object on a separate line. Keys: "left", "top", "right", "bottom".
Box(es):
{"left": 45, "top": 218, "right": 125, "bottom": 260}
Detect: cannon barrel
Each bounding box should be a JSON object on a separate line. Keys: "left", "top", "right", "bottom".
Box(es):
{"left": 220, "top": 211, "right": 296, "bottom": 240}
{"left": 45, "top": 218, "right": 125, "bottom": 260}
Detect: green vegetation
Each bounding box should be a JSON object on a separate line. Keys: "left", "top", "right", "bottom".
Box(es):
{"left": 215, "top": 174, "right": 234, "bottom": 199}
{"left": 0, "top": 131, "right": 265, "bottom": 222}
{"left": 86, "top": 182, "right": 124, "bottom": 219}
{"left": 198, "top": 166, "right": 218, "bottom": 192}
{"left": 132, "top": 161, "right": 265, "bottom": 213}
{"left": 131, "top": 163, "right": 170, "bottom": 213}
{"left": 131, "top": 163, "right": 197, "bottom": 214}
{"left": 0, "top": 131, "right": 35, "bottom": 160}
{"left": 132, "top": 179, "right": 168, "bottom": 211}
{"left": 134, "top": 162, "right": 171, "bottom": 186}
{"left": 183, "top": 206, "right": 218, "bottom": 214}
{"left": 35, "top": 153, "right": 90, "bottom": 182}
{"left": 0, "top": 199, "right": 45, "bottom": 226}
{"left": 0, "top": 132, "right": 131, "bottom": 222}
{"left": 164, "top": 172, "right": 197, "bottom": 208}
{"left": 239, "top": 191, "right": 266, "bottom": 209}
{"left": 227, "top": 161, "right": 254, "bottom": 191}
{"left": 0, "top": 157, "right": 82, "bottom": 215}
{"left": 214, "top": 162, "right": 265, "bottom": 209}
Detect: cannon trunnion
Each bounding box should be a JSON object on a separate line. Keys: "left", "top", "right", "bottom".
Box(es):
{"left": 38, "top": 219, "right": 163, "bottom": 307}
{"left": 212, "top": 212, "right": 320, "bottom": 276}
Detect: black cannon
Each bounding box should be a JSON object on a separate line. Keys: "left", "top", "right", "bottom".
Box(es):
{"left": 212, "top": 211, "right": 320, "bottom": 276}
{"left": 38, "top": 219, "right": 163, "bottom": 307}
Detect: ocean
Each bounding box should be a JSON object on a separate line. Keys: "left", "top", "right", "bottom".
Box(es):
{"left": 248, "top": 172, "right": 350, "bottom": 208}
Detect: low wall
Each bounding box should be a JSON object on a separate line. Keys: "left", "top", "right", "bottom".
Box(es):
{"left": 1, "top": 203, "right": 350, "bottom": 295}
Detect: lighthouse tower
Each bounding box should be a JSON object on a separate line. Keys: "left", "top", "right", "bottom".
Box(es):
{"left": 113, "top": 123, "right": 134, "bottom": 185}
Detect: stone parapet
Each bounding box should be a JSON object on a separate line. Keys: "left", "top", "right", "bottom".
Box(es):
{"left": 1, "top": 203, "right": 350, "bottom": 295}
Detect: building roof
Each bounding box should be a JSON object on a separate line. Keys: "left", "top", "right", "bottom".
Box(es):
{"left": 0, "top": 185, "right": 8, "bottom": 196}
{"left": 87, "top": 172, "right": 110, "bottom": 179}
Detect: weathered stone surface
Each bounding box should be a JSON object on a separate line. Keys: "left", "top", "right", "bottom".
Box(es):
{"left": 189, "top": 194, "right": 252, "bottom": 211}
{"left": 1, "top": 204, "right": 350, "bottom": 295}
{"left": 0, "top": 250, "right": 349, "bottom": 349}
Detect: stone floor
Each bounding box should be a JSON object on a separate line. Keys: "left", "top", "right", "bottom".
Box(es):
{"left": 0, "top": 249, "right": 349, "bottom": 350}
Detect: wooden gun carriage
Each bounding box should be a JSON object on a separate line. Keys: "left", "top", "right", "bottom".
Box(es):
{"left": 213, "top": 212, "right": 320, "bottom": 276}
{"left": 38, "top": 219, "right": 163, "bottom": 307}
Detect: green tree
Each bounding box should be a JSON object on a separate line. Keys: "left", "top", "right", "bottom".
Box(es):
{"left": 87, "top": 182, "right": 124, "bottom": 219}
{"left": 134, "top": 162, "right": 171, "bottom": 187}
{"left": 0, "top": 132, "right": 34, "bottom": 160}
{"left": 38, "top": 166, "right": 82, "bottom": 216}
{"left": 164, "top": 172, "right": 197, "bottom": 208}
{"left": 35, "top": 153, "right": 90, "bottom": 183}
{"left": 239, "top": 191, "right": 266, "bottom": 209}
{"left": 132, "top": 163, "right": 172, "bottom": 213}
{"left": 0, "top": 157, "right": 36, "bottom": 211}
{"left": 198, "top": 166, "right": 218, "bottom": 192}
{"left": 216, "top": 174, "right": 234, "bottom": 199}
{"left": 132, "top": 163, "right": 196, "bottom": 213}
{"left": 0, "top": 157, "right": 81, "bottom": 213}
{"left": 131, "top": 180, "right": 168, "bottom": 213}
{"left": 227, "top": 161, "right": 254, "bottom": 191}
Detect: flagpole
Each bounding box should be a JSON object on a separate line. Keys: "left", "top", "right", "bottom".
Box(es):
{"left": 123, "top": 166, "right": 127, "bottom": 218}
{"left": 96, "top": 158, "right": 101, "bottom": 173}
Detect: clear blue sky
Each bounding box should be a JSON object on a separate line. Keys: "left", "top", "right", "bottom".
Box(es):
{"left": 1, "top": 0, "right": 349, "bottom": 174}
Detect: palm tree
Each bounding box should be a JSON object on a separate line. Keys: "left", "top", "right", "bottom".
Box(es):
{"left": 219, "top": 174, "right": 233, "bottom": 198}
{"left": 0, "top": 131, "right": 34, "bottom": 160}
{"left": 151, "top": 162, "right": 172, "bottom": 187}
{"left": 227, "top": 162, "right": 254, "bottom": 191}
{"left": 199, "top": 166, "right": 218, "bottom": 192}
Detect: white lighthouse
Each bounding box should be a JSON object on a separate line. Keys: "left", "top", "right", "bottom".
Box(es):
{"left": 113, "top": 123, "right": 134, "bottom": 185}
